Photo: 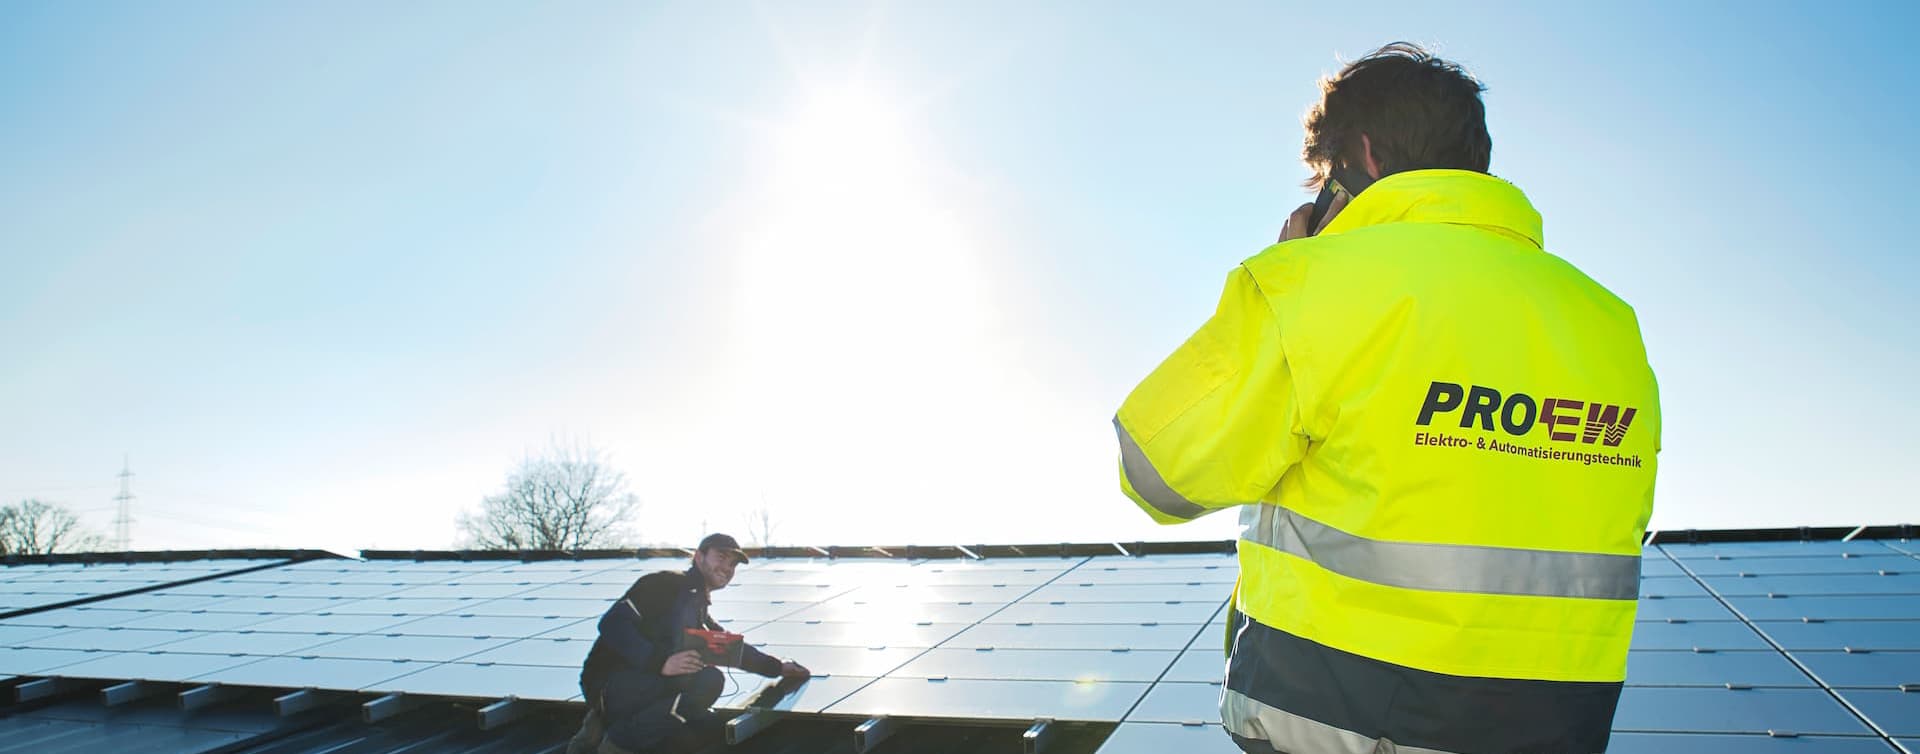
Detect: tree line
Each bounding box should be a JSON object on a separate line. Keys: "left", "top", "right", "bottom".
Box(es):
{"left": 0, "top": 499, "right": 106, "bottom": 555}
{"left": 455, "top": 440, "right": 777, "bottom": 552}
{"left": 6, "top": 441, "right": 770, "bottom": 555}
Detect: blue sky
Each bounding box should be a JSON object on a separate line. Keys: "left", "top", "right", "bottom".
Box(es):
{"left": 1, "top": 1, "right": 1914, "bottom": 551}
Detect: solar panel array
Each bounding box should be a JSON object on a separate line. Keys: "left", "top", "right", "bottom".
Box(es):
{"left": 0, "top": 560, "right": 286, "bottom": 615}
{"left": 1617, "top": 538, "right": 1920, "bottom": 754}
{"left": 0, "top": 557, "right": 697, "bottom": 702}
{"left": 0, "top": 538, "right": 1916, "bottom": 753}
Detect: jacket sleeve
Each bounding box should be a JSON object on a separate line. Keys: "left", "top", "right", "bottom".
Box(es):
{"left": 738, "top": 642, "right": 784, "bottom": 677}
{"left": 707, "top": 608, "right": 784, "bottom": 676}
{"left": 1114, "top": 266, "right": 1307, "bottom": 523}
{"left": 597, "top": 572, "right": 676, "bottom": 674}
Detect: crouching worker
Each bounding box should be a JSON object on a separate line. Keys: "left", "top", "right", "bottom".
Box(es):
{"left": 569, "top": 534, "right": 810, "bottom": 754}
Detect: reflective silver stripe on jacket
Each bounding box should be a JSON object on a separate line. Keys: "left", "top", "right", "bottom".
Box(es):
{"left": 1223, "top": 688, "right": 1460, "bottom": 754}
{"left": 1239, "top": 504, "right": 1640, "bottom": 600}
{"left": 1114, "top": 417, "right": 1209, "bottom": 521}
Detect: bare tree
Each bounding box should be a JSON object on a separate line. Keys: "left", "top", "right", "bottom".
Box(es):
{"left": 743, "top": 505, "right": 778, "bottom": 549}
{"left": 456, "top": 442, "right": 640, "bottom": 550}
{"left": 0, "top": 499, "right": 107, "bottom": 555}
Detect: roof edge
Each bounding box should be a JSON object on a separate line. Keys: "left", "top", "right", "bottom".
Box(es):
{"left": 0, "top": 548, "right": 345, "bottom": 567}
{"left": 358, "top": 524, "right": 1917, "bottom": 562}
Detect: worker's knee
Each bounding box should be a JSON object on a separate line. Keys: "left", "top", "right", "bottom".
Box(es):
{"left": 683, "top": 666, "right": 723, "bottom": 706}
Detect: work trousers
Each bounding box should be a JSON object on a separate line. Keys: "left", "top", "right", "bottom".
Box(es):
{"left": 601, "top": 667, "right": 725, "bottom": 752}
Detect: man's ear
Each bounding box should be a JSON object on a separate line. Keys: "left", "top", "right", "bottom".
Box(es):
{"left": 1360, "top": 134, "right": 1383, "bottom": 180}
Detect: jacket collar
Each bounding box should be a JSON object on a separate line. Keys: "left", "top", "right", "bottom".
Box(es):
{"left": 685, "top": 565, "right": 710, "bottom": 602}
{"left": 1319, "top": 169, "right": 1544, "bottom": 249}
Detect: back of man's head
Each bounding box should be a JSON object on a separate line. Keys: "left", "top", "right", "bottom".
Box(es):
{"left": 1303, "top": 42, "right": 1491, "bottom": 189}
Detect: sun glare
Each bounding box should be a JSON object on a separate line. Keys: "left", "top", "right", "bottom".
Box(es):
{"left": 722, "top": 82, "right": 1012, "bottom": 518}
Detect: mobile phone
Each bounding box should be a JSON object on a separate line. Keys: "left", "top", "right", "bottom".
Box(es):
{"left": 1305, "top": 181, "right": 1341, "bottom": 235}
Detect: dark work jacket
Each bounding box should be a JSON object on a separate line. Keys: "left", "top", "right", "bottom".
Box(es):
{"left": 580, "top": 567, "right": 782, "bottom": 701}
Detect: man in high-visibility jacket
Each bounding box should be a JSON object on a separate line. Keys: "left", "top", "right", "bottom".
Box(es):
{"left": 1116, "top": 43, "right": 1658, "bottom": 753}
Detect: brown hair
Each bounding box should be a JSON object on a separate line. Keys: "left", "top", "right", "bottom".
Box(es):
{"left": 1302, "top": 42, "right": 1492, "bottom": 189}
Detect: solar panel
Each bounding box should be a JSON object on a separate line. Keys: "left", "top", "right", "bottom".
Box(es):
{"left": 1727, "top": 594, "right": 1920, "bottom": 621}
{"left": 1611, "top": 687, "right": 1874, "bottom": 735}
{"left": 1752, "top": 620, "right": 1920, "bottom": 651}
{"left": 711, "top": 584, "right": 854, "bottom": 602}
{"left": 1067, "top": 567, "right": 1236, "bottom": 585}
{"left": 240, "top": 612, "right": 422, "bottom": 634}
{"left": 1162, "top": 648, "right": 1226, "bottom": 684}
{"left": 156, "top": 630, "right": 338, "bottom": 656}
{"left": 22, "top": 628, "right": 187, "bottom": 652}
{"left": 1028, "top": 583, "right": 1230, "bottom": 603}
{"left": 0, "top": 624, "right": 69, "bottom": 646}
{"left": 845, "top": 584, "right": 1032, "bottom": 604}
{"left": 1126, "top": 681, "right": 1222, "bottom": 724}
{"left": 384, "top": 613, "right": 582, "bottom": 639}
{"left": 713, "top": 671, "right": 873, "bottom": 714}
{"left": 455, "top": 635, "right": 591, "bottom": 668}
{"left": 1635, "top": 597, "right": 1740, "bottom": 621}
{"left": 1096, "top": 722, "right": 1236, "bottom": 754}
{"left": 1683, "top": 555, "right": 1911, "bottom": 577}
{"left": 743, "top": 620, "right": 968, "bottom": 648}
{"left": 1087, "top": 554, "right": 1234, "bottom": 570}
{"left": 111, "top": 610, "right": 289, "bottom": 632}
{"left": 705, "top": 600, "right": 808, "bottom": 623}
{"left": 295, "top": 633, "right": 513, "bottom": 662}
{"left": 1605, "top": 733, "right": 1894, "bottom": 753}
{"left": 1700, "top": 572, "right": 1920, "bottom": 597}
{"left": 891, "top": 648, "right": 1177, "bottom": 683}
{"left": 521, "top": 582, "right": 657, "bottom": 599}
{"left": 0, "top": 646, "right": 99, "bottom": 675}
{"left": 1662, "top": 540, "right": 1906, "bottom": 558}
{"left": 528, "top": 619, "right": 601, "bottom": 641}
{"left": 903, "top": 567, "right": 1065, "bottom": 586}
{"left": 156, "top": 580, "right": 290, "bottom": 597}
{"left": 775, "top": 600, "right": 997, "bottom": 624}
{"left": 46, "top": 648, "right": 264, "bottom": 681}
{"left": 1623, "top": 621, "right": 1771, "bottom": 651}
{"left": 946, "top": 623, "right": 1205, "bottom": 652}
{"left": 324, "top": 596, "right": 477, "bottom": 615}
{"left": 458, "top": 597, "right": 617, "bottom": 618}
{"left": 1640, "top": 577, "right": 1715, "bottom": 598}
{"left": 1624, "top": 650, "right": 1813, "bottom": 687}
{"left": 373, "top": 583, "right": 535, "bottom": 599}
{"left": 738, "top": 644, "right": 919, "bottom": 677}
{"left": 1833, "top": 690, "right": 1917, "bottom": 736}
{"left": 1794, "top": 650, "right": 1920, "bottom": 688}
{"left": 94, "top": 593, "right": 239, "bottom": 612}
{"left": 373, "top": 660, "right": 582, "bottom": 701}
{"left": 1640, "top": 558, "right": 1688, "bottom": 577}
{"left": 189, "top": 654, "right": 437, "bottom": 691}
{"left": 822, "top": 677, "right": 1149, "bottom": 722}
{"left": 986, "top": 600, "right": 1223, "bottom": 625}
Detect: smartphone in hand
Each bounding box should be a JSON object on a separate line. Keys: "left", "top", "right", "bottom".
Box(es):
{"left": 1306, "top": 182, "right": 1340, "bottom": 233}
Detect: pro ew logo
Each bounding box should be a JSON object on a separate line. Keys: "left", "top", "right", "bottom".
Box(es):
{"left": 1416, "top": 381, "right": 1637, "bottom": 447}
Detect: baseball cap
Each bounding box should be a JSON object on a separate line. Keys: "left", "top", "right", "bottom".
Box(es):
{"left": 698, "top": 533, "right": 750, "bottom": 564}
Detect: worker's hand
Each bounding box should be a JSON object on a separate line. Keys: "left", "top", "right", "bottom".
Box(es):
{"left": 779, "top": 661, "right": 810, "bottom": 681}
{"left": 662, "top": 649, "right": 706, "bottom": 677}
{"left": 1278, "top": 190, "right": 1350, "bottom": 243}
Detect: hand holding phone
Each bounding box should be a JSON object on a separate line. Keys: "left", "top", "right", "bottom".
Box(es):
{"left": 1280, "top": 183, "right": 1350, "bottom": 242}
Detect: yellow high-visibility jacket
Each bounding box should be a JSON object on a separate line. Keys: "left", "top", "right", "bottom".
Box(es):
{"left": 1117, "top": 170, "right": 1659, "bottom": 753}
